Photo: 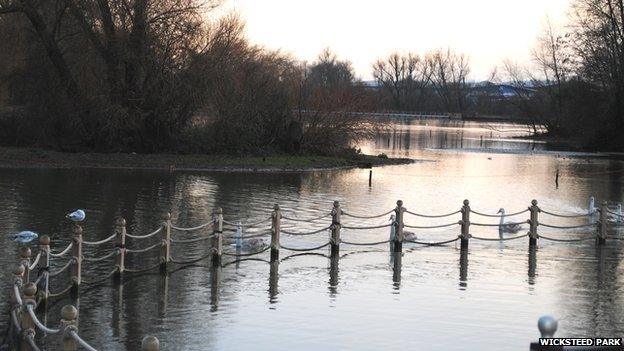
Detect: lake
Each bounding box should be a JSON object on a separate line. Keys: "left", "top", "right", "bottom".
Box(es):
{"left": 1, "top": 118, "right": 623, "bottom": 350}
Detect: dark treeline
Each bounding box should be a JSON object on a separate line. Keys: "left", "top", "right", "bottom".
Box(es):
{"left": 0, "top": 1, "right": 373, "bottom": 154}
{"left": 0, "top": 0, "right": 622, "bottom": 153}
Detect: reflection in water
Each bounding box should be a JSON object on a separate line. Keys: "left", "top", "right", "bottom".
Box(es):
{"left": 269, "top": 260, "right": 279, "bottom": 303}
{"left": 391, "top": 251, "right": 402, "bottom": 290}
{"left": 459, "top": 246, "right": 468, "bottom": 290}
{"left": 1, "top": 118, "right": 624, "bottom": 350}
{"left": 328, "top": 253, "right": 339, "bottom": 296}
{"left": 210, "top": 265, "right": 221, "bottom": 312}
{"left": 528, "top": 246, "right": 537, "bottom": 286}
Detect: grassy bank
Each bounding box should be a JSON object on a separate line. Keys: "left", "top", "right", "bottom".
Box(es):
{"left": 0, "top": 147, "right": 414, "bottom": 172}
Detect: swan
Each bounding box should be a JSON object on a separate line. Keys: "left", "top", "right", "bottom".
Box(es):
{"left": 232, "top": 223, "right": 266, "bottom": 250}
{"left": 13, "top": 231, "right": 39, "bottom": 244}
{"left": 388, "top": 215, "right": 417, "bottom": 241}
{"left": 498, "top": 208, "right": 522, "bottom": 234}
{"left": 66, "top": 209, "right": 86, "bottom": 222}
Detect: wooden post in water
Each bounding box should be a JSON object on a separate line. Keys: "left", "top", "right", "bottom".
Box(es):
{"left": 70, "top": 225, "right": 83, "bottom": 291}
{"left": 115, "top": 218, "right": 126, "bottom": 277}
{"left": 60, "top": 305, "right": 78, "bottom": 351}
{"left": 393, "top": 200, "right": 405, "bottom": 253}
{"left": 19, "top": 247, "right": 31, "bottom": 283}
{"left": 330, "top": 201, "right": 341, "bottom": 257}
{"left": 212, "top": 208, "right": 223, "bottom": 266}
{"left": 529, "top": 200, "right": 539, "bottom": 247}
{"left": 20, "top": 283, "right": 37, "bottom": 351}
{"left": 38, "top": 236, "right": 50, "bottom": 302}
{"left": 270, "top": 204, "right": 281, "bottom": 262}
{"left": 142, "top": 336, "right": 160, "bottom": 351}
{"left": 160, "top": 213, "right": 171, "bottom": 271}
{"left": 597, "top": 201, "right": 607, "bottom": 245}
{"left": 460, "top": 200, "right": 470, "bottom": 249}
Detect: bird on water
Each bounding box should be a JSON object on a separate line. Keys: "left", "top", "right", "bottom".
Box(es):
{"left": 498, "top": 208, "right": 522, "bottom": 234}
{"left": 13, "top": 231, "right": 39, "bottom": 244}
{"left": 66, "top": 209, "right": 86, "bottom": 222}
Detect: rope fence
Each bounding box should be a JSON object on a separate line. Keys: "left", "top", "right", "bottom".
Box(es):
{"left": 5, "top": 198, "right": 622, "bottom": 351}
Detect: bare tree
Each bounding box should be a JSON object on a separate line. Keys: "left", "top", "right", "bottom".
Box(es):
{"left": 372, "top": 52, "right": 431, "bottom": 110}
{"left": 427, "top": 48, "right": 471, "bottom": 115}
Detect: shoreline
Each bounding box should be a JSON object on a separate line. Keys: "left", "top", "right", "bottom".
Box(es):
{"left": 0, "top": 147, "right": 415, "bottom": 173}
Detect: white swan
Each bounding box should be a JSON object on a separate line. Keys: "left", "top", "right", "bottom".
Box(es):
{"left": 498, "top": 208, "right": 522, "bottom": 234}
{"left": 389, "top": 215, "right": 417, "bottom": 241}
{"left": 232, "top": 223, "right": 265, "bottom": 250}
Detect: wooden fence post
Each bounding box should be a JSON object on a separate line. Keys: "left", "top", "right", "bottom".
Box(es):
{"left": 142, "top": 336, "right": 160, "bottom": 351}
{"left": 38, "top": 236, "right": 50, "bottom": 302}
{"left": 394, "top": 200, "right": 405, "bottom": 253}
{"left": 529, "top": 200, "right": 539, "bottom": 247}
{"left": 212, "top": 208, "right": 223, "bottom": 266}
{"left": 271, "top": 204, "right": 281, "bottom": 262}
{"left": 20, "top": 283, "right": 37, "bottom": 351}
{"left": 460, "top": 200, "right": 470, "bottom": 249}
{"left": 598, "top": 201, "right": 607, "bottom": 245}
{"left": 330, "top": 201, "right": 341, "bottom": 257}
{"left": 115, "top": 218, "right": 126, "bottom": 277}
{"left": 19, "top": 247, "right": 31, "bottom": 283}
{"left": 160, "top": 213, "right": 171, "bottom": 271}
{"left": 70, "top": 225, "right": 82, "bottom": 291}
{"left": 60, "top": 305, "right": 78, "bottom": 351}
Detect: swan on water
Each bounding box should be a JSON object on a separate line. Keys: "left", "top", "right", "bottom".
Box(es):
{"left": 232, "top": 222, "right": 265, "bottom": 250}
{"left": 498, "top": 208, "right": 522, "bottom": 234}
{"left": 388, "top": 215, "right": 416, "bottom": 241}
{"left": 66, "top": 209, "right": 86, "bottom": 222}
{"left": 13, "top": 231, "right": 39, "bottom": 244}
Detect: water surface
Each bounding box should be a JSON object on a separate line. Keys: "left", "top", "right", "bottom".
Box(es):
{"left": 1, "top": 118, "right": 623, "bottom": 350}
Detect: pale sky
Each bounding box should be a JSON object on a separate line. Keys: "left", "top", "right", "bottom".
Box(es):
{"left": 220, "top": 0, "right": 571, "bottom": 81}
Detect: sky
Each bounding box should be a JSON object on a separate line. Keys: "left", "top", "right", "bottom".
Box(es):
{"left": 219, "top": 0, "right": 572, "bottom": 81}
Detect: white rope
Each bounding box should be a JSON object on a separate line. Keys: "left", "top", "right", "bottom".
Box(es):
{"left": 405, "top": 209, "right": 461, "bottom": 218}
{"left": 342, "top": 209, "right": 394, "bottom": 219}
{"left": 27, "top": 304, "right": 60, "bottom": 334}
{"left": 69, "top": 330, "right": 98, "bottom": 351}
{"left": 171, "top": 220, "right": 214, "bottom": 231}
{"left": 28, "top": 252, "right": 42, "bottom": 271}
{"left": 13, "top": 284, "right": 22, "bottom": 306}
{"left": 282, "top": 226, "right": 332, "bottom": 236}
{"left": 342, "top": 223, "right": 393, "bottom": 230}
{"left": 49, "top": 242, "right": 73, "bottom": 257}
{"left": 539, "top": 222, "right": 596, "bottom": 229}
{"left": 49, "top": 259, "right": 74, "bottom": 277}
{"left": 470, "top": 208, "right": 529, "bottom": 218}
{"left": 82, "top": 233, "right": 116, "bottom": 246}
{"left": 126, "top": 227, "right": 162, "bottom": 239}
{"left": 125, "top": 242, "right": 162, "bottom": 253}
{"left": 82, "top": 249, "right": 119, "bottom": 262}
{"left": 404, "top": 221, "right": 460, "bottom": 229}
{"left": 540, "top": 209, "right": 592, "bottom": 218}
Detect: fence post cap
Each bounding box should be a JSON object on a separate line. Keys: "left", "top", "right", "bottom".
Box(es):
{"left": 333, "top": 200, "right": 340, "bottom": 207}
{"left": 61, "top": 305, "right": 78, "bottom": 321}
{"left": 116, "top": 218, "right": 126, "bottom": 226}
{"left": 39, "top": 235, "right": 51, "bottom": 245}
{"left": 538, "top": 315, "right": 557, "bottom": 337}
{"left": 273, "top": 203, "right": 280, "bottom": 210}
{"left": 23, "top": 282, "right": 37, "bottom": 296}
{"left": 20, "top": 246, "right": 32, "bottom": 258}
{"left": 162, "top": 212, "right": 171, "bottom": 220}
{"left": 13, "top": 264, "right": 25, "bottom": 275}
{"left": 463, "top": 199, "right": 470, "bottom": 206}
{"left": 142, "top": 336, "right": 160, "bottom": 350}
{"left": 215, "top": 207, "right": 223, "bottom": 214}
{"left": 396, "top": 200, "right": 403, "bottom": 207}
{"left": 531, "top": 199, "right": 538, "bottom": 206}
